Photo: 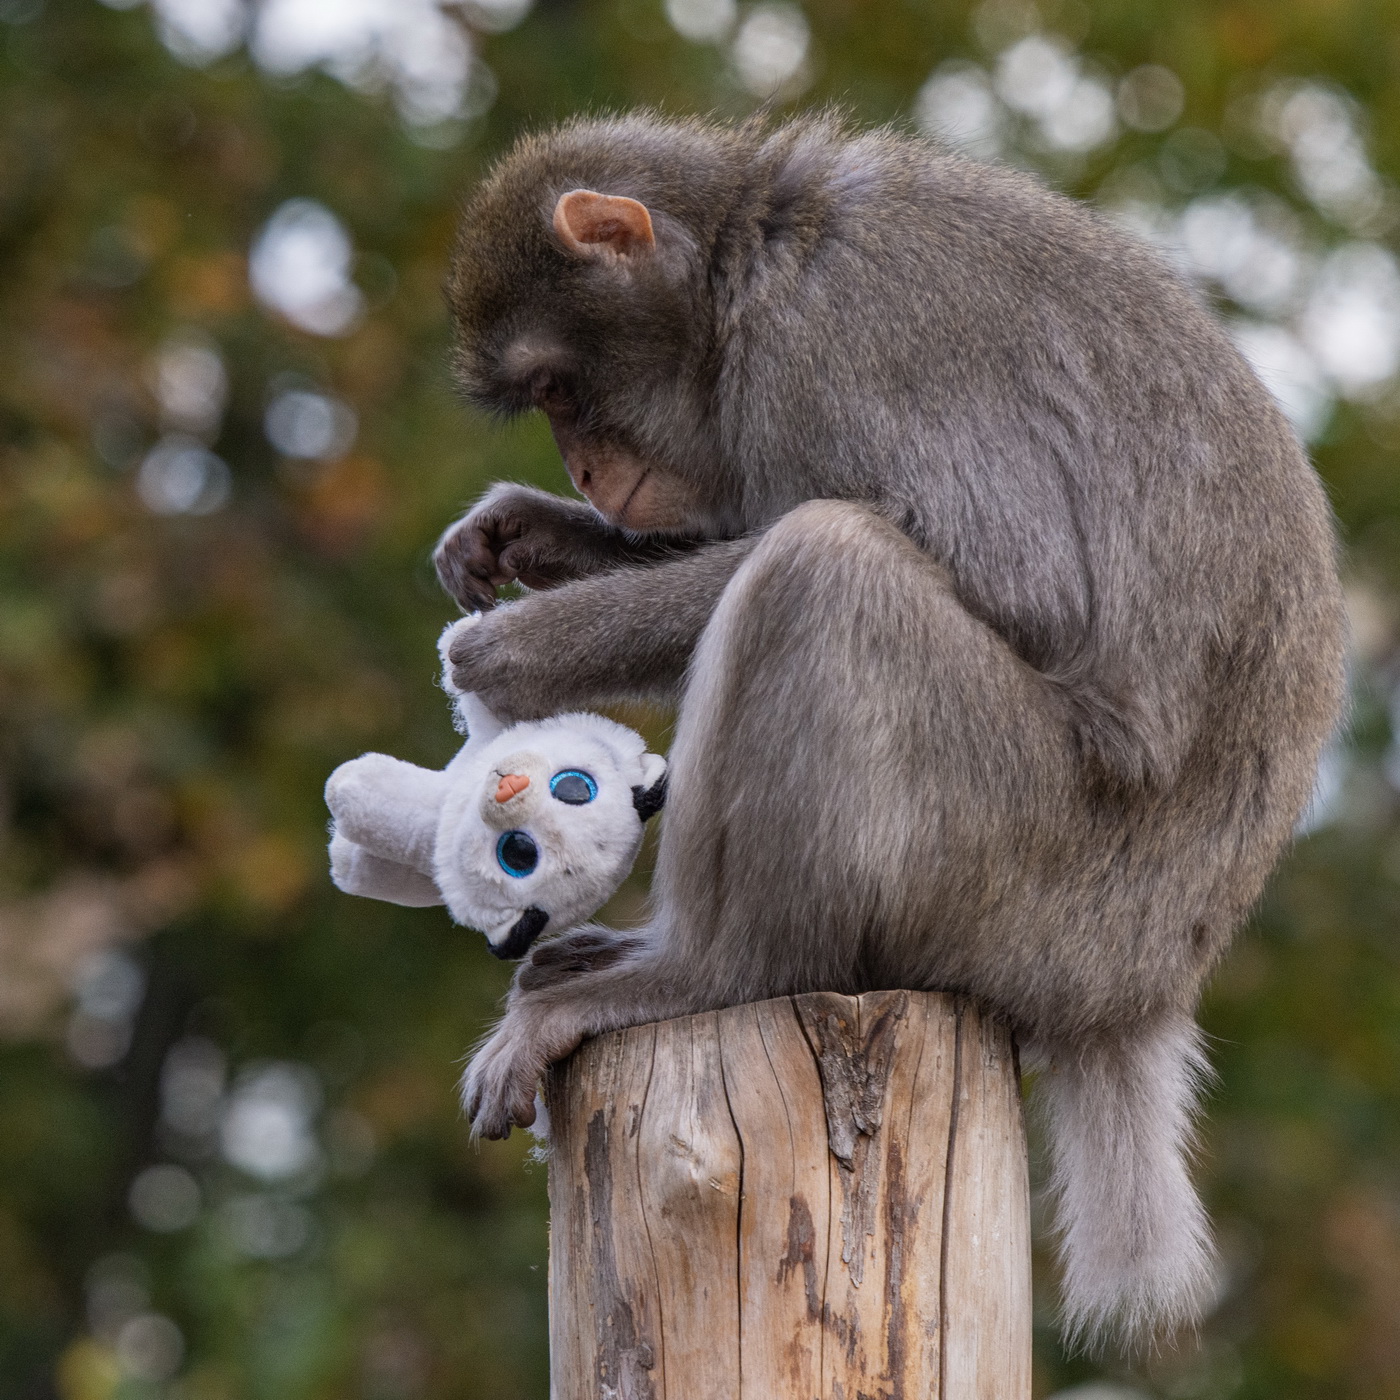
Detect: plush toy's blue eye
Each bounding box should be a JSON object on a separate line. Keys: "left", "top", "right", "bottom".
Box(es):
{"left": 550, "top": 769, "right": 597, "bottom": 805}
{"left": 496, "top": 830, "right": 539, "bottom": 878}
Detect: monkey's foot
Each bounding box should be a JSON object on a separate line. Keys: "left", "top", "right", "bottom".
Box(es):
{"left": 517, "top": 925, "right": 645, "bottom": 993}
{"left": 461, "top": 1017, "right": 547, "bottom": 1139}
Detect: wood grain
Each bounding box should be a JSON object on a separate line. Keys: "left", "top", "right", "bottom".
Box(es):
{"left": 544, "top": 991, "right": 1030, "bottom": 1400}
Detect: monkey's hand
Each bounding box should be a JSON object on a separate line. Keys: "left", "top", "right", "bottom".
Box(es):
{"left": 445, "top": 536, "right": 760, "bottom": 717}
{"left": 435, "top": 483, "right": 671, "bottom": 612}
{"left": 442, "top": 600, "right": 542, "bottom": 720}
{"left": 461, "top": 1016, "right": 541, "bottom": 1139}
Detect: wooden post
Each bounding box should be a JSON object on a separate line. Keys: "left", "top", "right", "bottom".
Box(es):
{"left": 544, "top": 990, "right": 1032, "bottom": 1400}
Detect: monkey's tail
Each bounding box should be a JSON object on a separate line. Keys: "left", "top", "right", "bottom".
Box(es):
{"left": 1034, "top": 1012, "right": 1217, "bottom": 1352}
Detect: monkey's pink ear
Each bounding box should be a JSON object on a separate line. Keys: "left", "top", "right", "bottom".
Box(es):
{"left": 553, "top": 190, "right": 655, "bottom": 260}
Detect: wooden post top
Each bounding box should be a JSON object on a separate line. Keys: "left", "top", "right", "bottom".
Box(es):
{"left": 545, "top": 990, "right": 1032, "bottom": 1400}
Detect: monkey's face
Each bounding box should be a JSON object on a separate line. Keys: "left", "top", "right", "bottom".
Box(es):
{"left": 542, "top": 405, "right": 708, "bottom": 534}
{"left": 448, "top": 171, "right": 737, "bottom": 537}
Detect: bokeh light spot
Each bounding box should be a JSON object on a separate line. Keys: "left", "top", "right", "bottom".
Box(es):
{"left": 249, "top": 199, "right": 365, "bottom": 337}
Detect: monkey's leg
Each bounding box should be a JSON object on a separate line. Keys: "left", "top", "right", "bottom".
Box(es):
{"left": 649, "top": 497, "right": 1086, "bottom": 1003}
{"left": 464, "top": 499, "right": 1085, "bottom": 1135}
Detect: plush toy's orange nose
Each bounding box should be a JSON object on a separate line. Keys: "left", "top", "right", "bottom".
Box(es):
{"left": 495, "top": 773, "right": 530, "bottom": 804}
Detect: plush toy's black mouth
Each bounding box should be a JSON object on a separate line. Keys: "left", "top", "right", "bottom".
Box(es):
{"left": 492, "top": 906, "right": 549, "bottom": 959}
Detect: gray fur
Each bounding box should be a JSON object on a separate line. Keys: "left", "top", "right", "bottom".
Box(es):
{"left": 435, "top": 113, "right": 1347, "bottom": 1349}
{"left": 1032, "top": 1015, "right": 1217, "bottom": 1347}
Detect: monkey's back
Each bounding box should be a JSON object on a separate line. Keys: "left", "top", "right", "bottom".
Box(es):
{"left": 715, "top": 125, "right": 1345, "bottom": 1014}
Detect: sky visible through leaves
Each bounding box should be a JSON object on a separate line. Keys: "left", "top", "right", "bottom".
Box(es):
{"left": 4, "top": 0, "right": 1400, "bottom": 1396}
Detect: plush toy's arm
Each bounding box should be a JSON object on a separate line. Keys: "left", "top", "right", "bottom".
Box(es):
{"left": 329, "top": 832, "right": 444, "bottom": 907}
{"left": 448, "top": 693, "right": 506, "bottom": 759}
{"left": 326, "top": 635, "right": 506, "bottom": 914}
{"left": 325, "top": 753, "right": 447, "bottom": 874}
{"left": 438, "top": 619, "right": 507, "bottom": 751}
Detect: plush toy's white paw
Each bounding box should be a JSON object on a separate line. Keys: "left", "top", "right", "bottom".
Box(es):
{"left": 437, "top": 614, "right": 482, "bottom": 687}
{"left": 329, "top": 831, "right": 443, "bottom": 907}
{"left": 326, "top": 753, "right": 445, "bottom": 872}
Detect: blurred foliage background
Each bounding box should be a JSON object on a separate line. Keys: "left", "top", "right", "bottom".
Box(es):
{"left": 3, "top": 0, "right": 1400, "bottom": 1396}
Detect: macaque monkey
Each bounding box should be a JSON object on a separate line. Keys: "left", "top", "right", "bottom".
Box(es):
{"left": 434, "top": 114, "right": 1346, "bottom": 1347}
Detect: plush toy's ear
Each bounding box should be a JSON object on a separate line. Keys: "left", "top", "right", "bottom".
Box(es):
{"left": 631, "top": 754, "right": 668, "bottom": 822}
{"left": 553, "top": 190, "right": 655, "bottom": 260}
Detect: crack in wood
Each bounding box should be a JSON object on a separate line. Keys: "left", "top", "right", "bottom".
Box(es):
{"left": 584, "top": 1108, "right": 658, "bottom": 1399}
{"left": 881, "top": 1137, "right": 911, "bottom": 1400}
{"left": 937, "top": 1006, "right": 964, "bottom": 1400}
{"left": 797, "top": 992, "right": 907, "bottom": 1168}
{"left": 797, "top": 992, "right": 908, "bottom": 1290}
{"left": 777, "top": 1192, "right": 821, "bottom": 1323}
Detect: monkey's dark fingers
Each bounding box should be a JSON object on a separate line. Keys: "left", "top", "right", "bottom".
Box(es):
{"left": 473, "top": 1109, "right": 518, "bottom": 1140}
{"left": 476, "top": 1115, "right": 514, "bottom": 1141}
{"left": 447, "top": 572, "right": 500, "bottom": 613}
{"left": 464, "top": 1074, "right": 537, "bottom": 1139}
{"left": 435, "top": 528, "right": 504, "bottom": 611}
{"left": 462, "top": 1066, "right": 500, "bottom": 1135}
{"left": 530, "top": 928, "right": 618, "bottom": 962}
{"left": 498, "top": 539, "right": 575, "bottom": 591}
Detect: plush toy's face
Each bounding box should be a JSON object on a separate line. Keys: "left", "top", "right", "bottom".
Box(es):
{"left": 434, "top": 717, "right": 664, "bottom": 958}
{"left": 324, "top": 617, "right": 668, "bottom": 956}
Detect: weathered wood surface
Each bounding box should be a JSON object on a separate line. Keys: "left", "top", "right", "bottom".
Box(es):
{"left": 544, "top": 990, "right": 1031, "bottom": 1400}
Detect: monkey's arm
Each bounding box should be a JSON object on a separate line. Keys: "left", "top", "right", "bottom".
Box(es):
{"left": 445, "top": 537, "right": 758, "bottom": 719}
{"left": 434, "top": 482, "right": 700, "bottom": 612}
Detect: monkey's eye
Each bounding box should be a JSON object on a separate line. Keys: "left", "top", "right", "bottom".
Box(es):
{"left": 550, "top": 769, "right": 597, "bottom": 805}
{"left": 496, "top": 830, "right": 539, "bottom": 878}
{"left": 533, "top": 373, "right": 575, "bottom": 416}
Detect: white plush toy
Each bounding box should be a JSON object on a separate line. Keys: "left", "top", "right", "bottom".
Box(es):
{"left": 325, "top": 617, "right": 667, "bottom": 959}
